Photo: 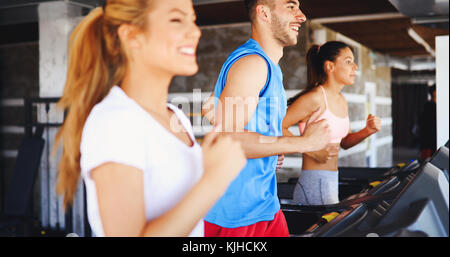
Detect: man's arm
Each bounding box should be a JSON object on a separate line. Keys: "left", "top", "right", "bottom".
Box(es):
{"left": 221, "top": 131, "right": 319, "bottom": 159}
{"left": 216, "top": 55, "right": 329, "bottom": 159}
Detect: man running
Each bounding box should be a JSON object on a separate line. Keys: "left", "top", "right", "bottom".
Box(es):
{"left": 203, "top": 0, "right": 330, "bottom": 237}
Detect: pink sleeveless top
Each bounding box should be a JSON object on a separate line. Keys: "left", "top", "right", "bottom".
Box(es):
{"left": 299, "top": 86, "right": 350, "bottom": 144}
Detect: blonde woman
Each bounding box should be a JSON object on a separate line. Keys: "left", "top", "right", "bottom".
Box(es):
{"left": 54, "top": 0, "right": 246, "bottom": 237}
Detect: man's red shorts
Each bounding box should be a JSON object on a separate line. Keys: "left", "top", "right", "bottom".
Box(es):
{"left": 204, "top": 210, "right": 290, "bottom": 237}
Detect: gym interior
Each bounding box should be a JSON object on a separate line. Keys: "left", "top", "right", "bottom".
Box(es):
{"left": 0, "top": 0, "right": 448, "bottom": 238}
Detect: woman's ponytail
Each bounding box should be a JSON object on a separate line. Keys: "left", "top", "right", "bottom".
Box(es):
{"left": 55, "top": 7, "right": 111, "bottom": 209}
{"left": 288, "top": 44, "right": 323, "bottom": 106}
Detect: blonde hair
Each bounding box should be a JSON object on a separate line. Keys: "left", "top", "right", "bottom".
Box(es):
{"left": 55, "top": 0, "right": 153, "bottom": 209}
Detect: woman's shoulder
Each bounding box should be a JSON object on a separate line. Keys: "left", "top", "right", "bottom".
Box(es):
{"left": 297, "top": 87, "right": 323, "bottom": 105}
{"left": 87, "top": 100, "right": 140, "bottom": 126}
{"left": 83, "top": 99, "right": 149, "bottom": 143}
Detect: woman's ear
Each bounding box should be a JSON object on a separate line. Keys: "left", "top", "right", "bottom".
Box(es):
{"left": 117, "top": 24, "right": 142, "bottom": 50}
{"left": 324, "top": 60, "right": 335, "bottom": 73}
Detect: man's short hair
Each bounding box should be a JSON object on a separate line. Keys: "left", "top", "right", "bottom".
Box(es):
{"left": 244, "top": 0, "right": 273, "bottom": 22}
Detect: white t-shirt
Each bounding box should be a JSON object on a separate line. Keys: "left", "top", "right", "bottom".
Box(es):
{"left": 80, "top": 86, "right": 204, "bottom": 237}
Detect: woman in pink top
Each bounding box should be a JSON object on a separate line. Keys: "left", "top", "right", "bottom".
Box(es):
{"left": 282, "top": 41, "right": 381, "bottom": 205}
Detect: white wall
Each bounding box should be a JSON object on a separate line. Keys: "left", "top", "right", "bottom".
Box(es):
{"left": 436, "top": 36, "right": 449, "bottom": 148}
{"left": 38, "top": 1, "right": 85, "bottom": 236}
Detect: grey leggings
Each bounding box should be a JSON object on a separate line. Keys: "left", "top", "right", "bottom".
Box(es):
{"left": 292, "top": 170, "right": 339, "bottom": 205}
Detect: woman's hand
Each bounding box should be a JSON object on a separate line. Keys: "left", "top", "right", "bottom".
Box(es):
{"left": 305, "top": 143, "right": 340, "bottom": 163}
{"left": 365, "top": 114, "right": 381, "bottom": 135}
{"left": 276, "top": 155, "right": 285, "bottom": 171}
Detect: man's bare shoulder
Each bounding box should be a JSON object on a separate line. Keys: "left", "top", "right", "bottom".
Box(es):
{"left": 224, "top": 54, "right": 269, "bottom": 96}
{"left": 228, "top": 54, "right": 268, "bottom": 76}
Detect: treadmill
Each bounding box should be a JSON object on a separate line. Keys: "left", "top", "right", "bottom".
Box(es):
{"left": 334, "top": 162, "right": 449, "bottom": 237}
{"left": 281, "top": 160, "right": 422, "bottom": 236}
{"left": 281, "top": 142, "right": 449, "bottom": 237}
{"left": 430, "top": 146, "right": 449, "bottom": 181}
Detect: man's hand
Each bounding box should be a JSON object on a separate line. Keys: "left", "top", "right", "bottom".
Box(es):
{"left": 302, "top": 107, "right": 331, "bottom": 152}
{"left": 202, "top": 94, "right": 215, "bottom": 125}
